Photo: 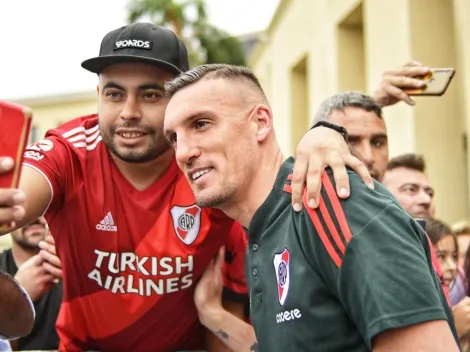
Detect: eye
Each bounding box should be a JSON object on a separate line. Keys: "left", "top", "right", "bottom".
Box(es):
{"left": 402, "top": 184, "right": 418, "bottom": 194}
{"left": 194, "top": 120, "right": 208, "bottom": 129}
{"left": 168, "top": 133, "right": 177, "bottom": 146}
{"left": 143, "top": 91, "right": 162, "bottom": 100}
{"left": 106, "top": 91, "right": 122, "bottom": 99}
{"left": 371, "top": 137, "right": 387, "bottom": 148}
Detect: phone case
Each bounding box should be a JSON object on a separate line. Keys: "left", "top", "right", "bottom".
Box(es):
{"left": 0, "top": 101, "right": 33, "bottom": 231}
{"left": 405, "top": 68, "right": 455, "bottom": 96}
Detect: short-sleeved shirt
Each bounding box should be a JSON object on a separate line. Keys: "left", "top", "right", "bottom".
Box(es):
{"left": 0, "top": 249, "right": 62, "bottom": 350}
{"left": 246, "top": 157, "right": 458, "bottom": 352}
{"left": 22, "top": 114, "right": 248, "bottom": 352}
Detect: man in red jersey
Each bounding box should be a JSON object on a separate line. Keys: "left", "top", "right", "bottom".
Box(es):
{"left": 0, "top": 23, "right": 371, "bottom": 351}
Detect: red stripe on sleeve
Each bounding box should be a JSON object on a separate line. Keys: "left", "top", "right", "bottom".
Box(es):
{"left": 321, "top": 172, "right": 353, "bottom": 243}
{"left": 283, "top": 184, "right": 292, "bottom": 193}
{"left": 303, "top": 191, "right": 342, "bottom": 267}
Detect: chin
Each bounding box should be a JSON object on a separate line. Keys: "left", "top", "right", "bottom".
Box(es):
{"left": 195, "top": 191, "right": 228, "bottom": 209}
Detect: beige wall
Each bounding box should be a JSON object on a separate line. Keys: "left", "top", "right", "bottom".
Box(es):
{"left": 11, "top": 92, "right": 98, "bottom": 142}
{"left": 250, "top": 0, "right": 470, "bottom": 225}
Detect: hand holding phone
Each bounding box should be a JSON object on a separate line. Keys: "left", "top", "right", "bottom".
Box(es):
{"left": 0, "top": 101, "right": 33, "bottom": 231}
{"left": 404, "top": 68, "right": 455, "bottom": 96}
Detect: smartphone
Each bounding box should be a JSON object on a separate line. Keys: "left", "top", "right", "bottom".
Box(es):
{"left": 0, "top": 100, "right": 33, "bottom": 231}
{"left": 405, "top": 68, "right": 455, "bottom": 96}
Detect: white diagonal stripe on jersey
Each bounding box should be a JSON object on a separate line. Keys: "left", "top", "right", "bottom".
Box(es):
{"left": 62, "top": 124, "right": 99, "bottom": 139}
{"left": 86, "top": 135, "right": 102, "bottom": 151}
{"left": 105, "top": 214, "right": 110, "bottom": 225}
{"left": 72, "top": 135, "right": 102, "bottom": 151}
{"left": 67, "top": 129, "right": 100, "bottom": 143}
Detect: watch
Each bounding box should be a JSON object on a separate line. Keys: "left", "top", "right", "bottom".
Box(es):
{"left": 310, "top": 120, "right": 349, "bottom": 143}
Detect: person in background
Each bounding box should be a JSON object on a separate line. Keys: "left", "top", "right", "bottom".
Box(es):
{"left": 427, "top": 218, "right": 470, "bottom": 351}
{"left": 0, "top": 217, "right": 62, "bottom": 351}
{"left": 382, "top": 153, "right": 435, "bottom": 219}
{"left": 453, "top": 221, "right": 470, "bottom": 267}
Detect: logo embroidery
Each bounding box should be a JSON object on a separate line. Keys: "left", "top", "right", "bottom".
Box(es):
{"left": 170, "top": 205, "right": 202, "bottom": 245}
{"left": 113, "top": 39, "right": 152, "bottom": 50}
{"left": 273, "top": 248, "right": 290, "bottom": 306}
{"left": 96, "top": 212, "right": 118, "bottom": 232}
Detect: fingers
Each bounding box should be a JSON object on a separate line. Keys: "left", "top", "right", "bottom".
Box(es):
{"left": 39, "top": 238, "right": 56, "bottom": 256}
{"left": 344, "top": 155, "right": 374, "bottom": 189}
{"left": 326, "top": 154, "right": 350, "bottom": 199}
{"left": 290, "top": 154, "right": 308, "bottom": 212}
{"left": 383, "top": 64, "right": 429, "bottom": 79}
{"left": 380, "top": 82, "right": 415, "bottom": 106}
{"left": 214, "top": 246, "right": 225, "bottom": 272}
{"left": 41, "top": 261, "right": 63, "bottom": 279}
{"left": 0, "top": 157, "right": 14, "bottom": 172}
{"left": 304, "top": 156, "right": 324, "bottom": 209}
{"left": 39, "top": 248, "right": 61, "bottom": 269}
{"left": 44, "top": 233, "right": 55, "bottom": 245}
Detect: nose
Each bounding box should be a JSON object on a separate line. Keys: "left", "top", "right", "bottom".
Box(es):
{"left": 120, "top": 96, "right": 142, "bottom": 120}
{"left": 356, "top": 144, "right": 375, "bottom": 168}
{"left": 416, "top": 190, "right": 432, "bottom": 208}
{"left": 444, "top": 256, "right": 457, "bottom": 273}
{"left": 174, "top": 135, "right": 201, "bottom": 165}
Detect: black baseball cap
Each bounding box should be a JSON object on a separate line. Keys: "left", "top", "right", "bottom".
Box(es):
{"left": 81, "top": 22, "right": 189, "bottom": 75}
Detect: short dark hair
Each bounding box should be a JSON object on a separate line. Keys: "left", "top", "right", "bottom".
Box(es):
{"left": 425, "top": 218, "right": 455, "bottom": 246}
{"left": 313, "top": 91, "right": 383, "bottom": 123}
{"left": 164, "top": 63, "right": 266, "bottom": 97}
{"left": 387, "top": 153, "right": 426, "bottom": 172}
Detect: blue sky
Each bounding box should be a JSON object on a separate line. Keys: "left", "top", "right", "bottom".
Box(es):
{"left": 0, "top": 0, "right": 279, "bottom": 100}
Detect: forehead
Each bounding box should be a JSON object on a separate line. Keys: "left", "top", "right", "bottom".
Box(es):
{"left": 165, "top": 79, "right": 240, "bottom": 129}
{"left": 384, "top": 167, "right": 430, "bottom": 186}
{"left": 328, "top": 107, "right": 386, "bottom": 137}
{"left": 99, "top": 62, "right": 175, "bottom": 85}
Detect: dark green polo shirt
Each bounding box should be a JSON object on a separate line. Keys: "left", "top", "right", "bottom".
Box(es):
{"left": 246, "top": 157, "right": 458, "bottom": 351}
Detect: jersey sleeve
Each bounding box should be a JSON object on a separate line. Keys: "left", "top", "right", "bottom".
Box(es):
{"left": 299, "top": 170, "right": 449, "bottom": 348}
{"left": 22, "top": 133, "right": 76, "bottom": 216}
{"left": 221, "top": 221, "right": 249, "bottom": 303}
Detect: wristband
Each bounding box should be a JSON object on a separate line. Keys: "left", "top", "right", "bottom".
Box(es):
{"left": 310, "top": 120, "right": 349, "bottom": 143}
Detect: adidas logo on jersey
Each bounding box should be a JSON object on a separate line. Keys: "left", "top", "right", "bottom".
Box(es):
{"left": 96, "top": 212, "right": 118, "bottom": 232}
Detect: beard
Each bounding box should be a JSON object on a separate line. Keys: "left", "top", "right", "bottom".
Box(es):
{"left": 99, "top": 121, "right": 170, "bottom": 163}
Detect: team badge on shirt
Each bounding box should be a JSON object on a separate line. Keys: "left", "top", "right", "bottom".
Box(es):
{"left": 273, "top": 248, "right": 290, "bottom": 306}
{"left": 170, "top": 205, "right": 202, "bottom": 245}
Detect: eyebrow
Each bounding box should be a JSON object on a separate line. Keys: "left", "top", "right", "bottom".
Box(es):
{"left": 102, "top": 82, "right": 164, "bottom": 91}
{"left": 164, "top": 111, "right": 214, "bottom": 137}
{"left": 349, "top": 133, "right": 388, "bottom": 140}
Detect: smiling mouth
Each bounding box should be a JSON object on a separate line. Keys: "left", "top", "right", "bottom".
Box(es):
{"left": 191, "top": 168, "right": 213, "bottom": 181}
{"left": 118, "top": 132, "right": 146, "bottom": 139}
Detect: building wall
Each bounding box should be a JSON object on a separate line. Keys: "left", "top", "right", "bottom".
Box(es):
{"left": 11, "top": 92, "right": 98, "bottom": 142}
{"left": 250, "top": 0, "right": 470, "bottom": 225}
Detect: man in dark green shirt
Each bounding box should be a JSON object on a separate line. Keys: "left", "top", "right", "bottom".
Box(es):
{"left": 163, "top": 63, "right": 460, "bottom": 351}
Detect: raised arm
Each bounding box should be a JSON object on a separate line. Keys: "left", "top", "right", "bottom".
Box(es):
{"left": 0, "top": 157, "right": 51, "bottom": 235}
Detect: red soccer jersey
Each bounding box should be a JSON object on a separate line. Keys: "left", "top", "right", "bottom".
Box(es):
{"left": 22, "top": 115, "right": 248, "bottom": 352}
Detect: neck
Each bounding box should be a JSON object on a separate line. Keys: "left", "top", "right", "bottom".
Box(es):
{"left": 221, "top": 147, "right": 286, "bottom": 228}
{"left": 11, "top": 243, "right": 38, "bottom": 268}
{"left": 111, "top": 149, "right": 175, "bottom": 191}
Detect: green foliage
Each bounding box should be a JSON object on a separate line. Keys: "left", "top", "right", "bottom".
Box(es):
{"left": 127, "top": 0, "right": 246, "bottom": 67}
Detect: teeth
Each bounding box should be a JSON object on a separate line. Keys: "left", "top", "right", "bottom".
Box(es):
{"left": 121, "top": 132, "right": 144, "bottom": 139}
{"left": 192, "top": 168, "right": 211, "bottom": 180}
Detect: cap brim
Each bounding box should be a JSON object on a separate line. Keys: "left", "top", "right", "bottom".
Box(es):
{"left": 81, "top": 55, "right": 183, "bottom": 75}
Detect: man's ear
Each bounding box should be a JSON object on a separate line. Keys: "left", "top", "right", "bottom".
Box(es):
{"left": 251, "top": 104, "right": 273, "bottom": 143}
